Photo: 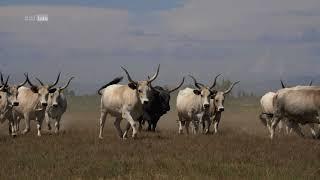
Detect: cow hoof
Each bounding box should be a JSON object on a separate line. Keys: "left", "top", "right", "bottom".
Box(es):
{"left": 99, "top": 136, "right": 103, "bottom": 140}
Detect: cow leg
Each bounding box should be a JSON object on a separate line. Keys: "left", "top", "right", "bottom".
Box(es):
{"left": 114, "top": 117, "right": 123, "bottom": 139}
{"left": 7, "top": 120, "right": 12, "bottom": 135}
{"left": 45, "top": 113, "right": 52, "bottom": 131}
{"left": 278, "top": 120, "right": 284, "bottom": 133}
{"left": 178, "top": 113, "right": 184, "bottom": 134}
{"left": 36, "top": 115, "right": 45, "bottom": 137}
{"left": 143, "top": 113, "right": 152, "bottom": 131}
{"left": 185, "top": 121, "right": 190, "bottom": 135}
{"left": 308, "top": 124, "right": 318, "bottom": 139}
{"left": 123, "top": 122, "right": 131, "bottom": 139}
{"left": 270, "top": 115, "right": 281, "bottom": 139}
{"left": 98, "top": 111, "right": 107, "bottom": 139}
{"left": 22, "top": 113, "right": 31, "bottom": 134}
{"left": 152, "top": 119, "right": 159, "bottom": 132}
{"left": 178, "top": 121, "right": 185, "bottom": 134}
{"left": 191, "top": 120, "right": 199, "bottom": 134}
{"left": 213, "top": 112, "right": 221, "bottom": 134}
{"left": 55, "top": 116, "right": 61, "bottom": 134}
{"left": 122, "top": 111, "right": 138, "bottom": 138}
{"left": 287, "top": 121, "right": 304, "bottom": 138}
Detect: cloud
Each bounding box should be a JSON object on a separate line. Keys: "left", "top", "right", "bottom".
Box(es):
{"left": 1, "top": 1, "right": 320, "bottom": 94}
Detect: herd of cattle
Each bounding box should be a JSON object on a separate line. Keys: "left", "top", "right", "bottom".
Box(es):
{"left": 0, "top": 65, "right": 319, "bottom": 140}
{"left": 260, "top": 80, "right": 320, "bottom": 139}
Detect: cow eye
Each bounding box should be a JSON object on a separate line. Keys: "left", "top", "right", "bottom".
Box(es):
{"left": 0, "top": 95, "right": 1, "bottom": 99}
{"left": 138, "top": 90, "right": 142, "bottom": 93}
{"left": 216, "top": 100, "right": 218, "bottom": 102}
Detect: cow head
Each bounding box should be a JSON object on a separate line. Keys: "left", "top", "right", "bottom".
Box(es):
{"left": 149, "top": 77, "right": 185, "bottom": 113}
{"left": 212, "top": 81, "right": 240, "bottom": 112}
{"left": 121, "top": 65, "right": 160, "bottom": 105}
{"left": 0, "top": 84, "right": 9, "bottom": 117}
{"left": 0, "top": 72, "right": 27, "bottom": 107}
{"left": 26, "top": 73, "right": 60, "bottom": 107}
{"left": 49, "top": 77, "right": 74, "bottom": 108}
{"left": 189, "top": 74, "right": 220, "bottom": 110}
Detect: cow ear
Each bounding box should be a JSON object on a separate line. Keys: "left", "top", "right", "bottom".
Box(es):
{"left": 210, "top": 90, "right": 217, "bottom": 97}
{"left": 193, "top": 89, "right": 201, "bottom": 95}
{"left": 49, "top": 88, "right": 57, "bottom": 93}
{"left": 30, "top": 86, "right": 38, "bottom": 93}
{"left": 128, "top": 82, "right": 137, "bottom": 90}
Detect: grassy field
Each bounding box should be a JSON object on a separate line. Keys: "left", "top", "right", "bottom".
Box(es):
{"left": 0, "top": 96, "right": 319, "bottom": 179}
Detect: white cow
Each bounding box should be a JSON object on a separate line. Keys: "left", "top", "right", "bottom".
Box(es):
{"left": 176, "top": 75, "right": 217, "bottom": 134}
{"left": 269, "top": 86, "right": 320, "bottom": 139}
{"left": 98, "top": 65, "right": 160, "bottom": 139}
{"left": 203, "top": 80, "right": 240, "bottom": 134}
{"left": 13, "top": 73, "right": 60, "bottom": 136}
{"left": 46, "top": 76, "right": 74, "bottom": 134}
{"left": 0, "top": 73, "right": 27, "bottom": 135}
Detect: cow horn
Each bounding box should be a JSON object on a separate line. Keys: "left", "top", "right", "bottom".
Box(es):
{"left": 224, "top": 81, "right": 240, "bottom": 94}
{"left": 0, "top": 72, "right": 9, "bottom": 87}
{"left": 49, "top": 72, "right": 61, "bottom": 89}
{"left": 309, "top": 80, "right": 313, "bottom": 86}
{"left": 169, "top": 77, "right": 185, "bottom": 93}
{"left": 35, "top": 77, "right": 44, "bottom": 86}
{"left": 60, "top": 77, "right": 74, "bottom": 90}
{"left": 0, "top": 72, "right": 4, "bottom": 85}
{"left": 17, "top": 75, "right": 28, "bottom": 89}
{"left": 147, "top": 75, "right": 162, "bottom": 93}
{"left": 4, "top": 75, "right": 9, "bottom": 87}
{"left": 25, "top": 73, "right": 37, "bottom": 88}
{"left": 147, "top": 64, "right": 160, "bottom": 83}
{"left": 280, "top": 79, "right": 286, "bottom": 88}
{"left": 188, "top": 75, "right": 204, "bottom": 89}
{"left": 210, "top": 74, "right": 221, "bottom": 90}
{"left": 121, "top": 66, "right": 137, "bottom": 84}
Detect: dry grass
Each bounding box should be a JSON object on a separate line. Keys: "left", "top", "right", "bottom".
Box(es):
{"left": 0, "top": 97, "right": 319, "bottom": 179}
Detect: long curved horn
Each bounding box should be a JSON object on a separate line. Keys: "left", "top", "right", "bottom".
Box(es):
{"left": 121, "top": 66, "right": 137, "bottom": 84}
{"left": 280, "top": 79, "right": 286, "bottom": 88}
{"left": 35, "top": 77, "right": 44, "bottom": 86}
{"left": 25, "top": 73, "right": 37, "bottom": 88}
{"left": 147, "top": 75, "right": 162, "bottom": 93}
{"left": 0, "top": 72, "right": 4, "bottom": 85}
{"left": 169, "top": 77, "right": 185, "bottom": 93}
{"left": 147, "top": 64, "right": 160, "bottom": 83}
{"left": 60, "top": 77, "right": 74, "bottom": 90}
{"left": 49, "top": 72, "right": 61, "bottom": 89}
{"left": 210, "top": 74, "right": 221, "bottom": 90}
{"left": 17, "top": 75, "right": 28, "bottom": 89}
{"left": 188, "top": 75, "right": 204, "bottom": 89}
{"left": 4, "top": 75, "right": 9, "bottom": 87}
{"left": 224, "top": 81, "right": 240, "bottom": 94}
{"left": 309, "top": 80, "right": 313, "bottom": 86}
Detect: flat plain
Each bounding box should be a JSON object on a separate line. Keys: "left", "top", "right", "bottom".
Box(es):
{"left": 0, "top": 96, "right": 319, "bottom": 179}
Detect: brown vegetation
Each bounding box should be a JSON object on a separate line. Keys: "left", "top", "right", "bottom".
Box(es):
{"left": 0, "top": 97, "right": 319, "bottom": 179}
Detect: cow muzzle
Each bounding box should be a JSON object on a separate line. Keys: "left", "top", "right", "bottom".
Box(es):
{"left": 218, "top": 107, "right": 224, "bottom": 112}
{"left": 42, "top": 102, "right": 48, "bottom": 107}
{"left": 203, "top": 104, "right": 210, "bottom": 109}
{"left": 13, "top": 102, "right": 19, "bottom": 106}
{"left": 53, "top": 104, "right": 58, "bottom": 108}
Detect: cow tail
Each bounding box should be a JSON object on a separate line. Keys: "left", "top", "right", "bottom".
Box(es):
{"left": 97, "top": 76, "right": 123, "bottom": 95}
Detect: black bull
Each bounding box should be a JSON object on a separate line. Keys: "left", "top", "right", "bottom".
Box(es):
{"left": 138, "top": 86, "right": 171, "bottom": 131}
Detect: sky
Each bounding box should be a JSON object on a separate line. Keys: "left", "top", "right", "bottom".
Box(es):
{"left": 0, "top": 0, "right": 320, "bottom": 94}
